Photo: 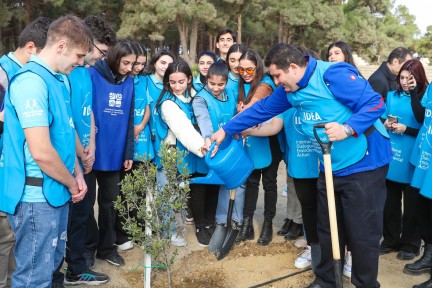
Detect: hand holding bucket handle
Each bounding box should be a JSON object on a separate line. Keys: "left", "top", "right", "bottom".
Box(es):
{"left": 313, "top": 123, "right": 343, "bottom": 288}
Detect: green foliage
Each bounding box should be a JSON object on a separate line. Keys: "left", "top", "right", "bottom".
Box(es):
{"left": 114, "top": 143, "right": 190, "bottom": 286}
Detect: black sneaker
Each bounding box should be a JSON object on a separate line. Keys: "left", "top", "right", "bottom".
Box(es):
{"left": 196, "top": 227, "right": 210, "bottom": 247}
{"left": 184, "top": 207, "right": 194, "bottom": 225}
{"left": 52, "top": 282, "right": 65, "bottom": 288}
{"left": 64, "top": 268, "right": 109, "bottom": 285}
{"left": 205, "top": 224, "right": 216, "bottom": 238}
{"left": 96, "top": 252, "right": 125, "bottom": 267}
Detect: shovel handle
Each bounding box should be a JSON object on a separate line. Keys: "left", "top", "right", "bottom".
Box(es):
{"left": 313, "top": 123, "right": 332, "bottom": 155}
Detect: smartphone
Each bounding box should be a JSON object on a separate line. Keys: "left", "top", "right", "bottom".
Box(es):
{"left": 388, "top": 115, "right": 398, "bottom": 124}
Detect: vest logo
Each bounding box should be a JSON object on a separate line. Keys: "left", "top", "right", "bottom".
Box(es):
{"left": 109, "top": 93, "right": 123, "bottom": 108}
{"left": 426, "top": 109, "right": 432, "bottom": 118}
{"left": 302, "top": 111, "right": 322, "bottom": 121}
{"left": 69, "top": 117, "right": 75, "bottom": 129}
{"left": 25, "top": 98, "right": 39, "bottom": 111}
{"left": 83, "top": 105, "right": 91, "bottom": 116}
{"left": 135, "top": 108, "right": 144, "bottom": 116}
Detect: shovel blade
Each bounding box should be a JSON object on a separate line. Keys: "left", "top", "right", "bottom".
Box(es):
{"left": 213, "top": 228, "right": 239, "bottom": 260}
{"left": 208, "top": 224, "right": 227, "bottom": 253}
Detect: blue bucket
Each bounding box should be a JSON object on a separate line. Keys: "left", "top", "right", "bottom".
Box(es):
{"left": 190, "top": 137, "right": 254, "bottom": 189}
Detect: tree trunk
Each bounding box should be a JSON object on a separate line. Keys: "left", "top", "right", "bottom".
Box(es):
{"left": 278, "top": 14, "right": 283, "bottom": 43}
{"left": 188, "top": 18, "right": 199, "bottom": 65}
{"left": 209, "top": 34, "right": 214, "bottom": 53}
{"left": 176, "top": 15, "right": 190, "bottom": 64}
{"left": 25, "top": 0, "right": 31, "bottom": 25}
{"left": 0, "top": 28, "right": 3, "bottom": 55}
{"left": 237, "top": 14, "right": 242, "bottom": 44}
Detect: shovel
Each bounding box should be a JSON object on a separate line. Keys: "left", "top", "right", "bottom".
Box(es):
{"left": 208, "top": 189, "right": 238, "bottom": 260}
{"left": 313, "top": 123, "right": 343, "bottom": 288}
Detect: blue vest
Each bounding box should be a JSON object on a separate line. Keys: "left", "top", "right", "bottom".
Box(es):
{"left": 0, "top": 54, "right": 21, "bottom": 155}
{"left": 288, "top": 61, "right": 387, "bottom": 171}
{"left": 154, "top": 92, "right": 201, "bottom": 174}
{"left": 147, "top": 74, "right": 164, "bottom": 139}
{"left": 410, "top": 101, "right": 432, "bottom": 190}
{"left": 192, "top": 75, "right": 204, "bottom": 92}
{"left": 282, "top": 108, "right": 320, "bottom": 179}
{"left": 244, "top": 75, "right": 276, "bottom": 169}
{"left": 385, "top": 90, "right": 421, "bottom": 183}
{"left": 0, "top": 62, "right": 75, "bottom": 214}
{"left": 133, "top": 75, "right": 154, "bottom": 161}
{"left": 69, "top": 66, "right": 92, "bottom": 148}
{"left": 195, "top": 87, "right": 237, "bottom": 132}
{"left": 226, "top": 72, "right": 240, "bottom": 103}
{"left": 90, "top": 67, "right": 134, "bottom": 171}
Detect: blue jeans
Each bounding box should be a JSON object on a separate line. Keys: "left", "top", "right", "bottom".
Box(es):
{"left": 216, "top": 184, "right": 246, "bottom": 224}
{"left": 8, "top": 202, "right": 69, "bottom": 288}
{"left": 156, "top": 169, "right": 176, "bottom": 235}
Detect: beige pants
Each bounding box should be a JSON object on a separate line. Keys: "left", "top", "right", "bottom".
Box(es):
{"left": 0, "top": 213, "right": 15, "bottom": 288}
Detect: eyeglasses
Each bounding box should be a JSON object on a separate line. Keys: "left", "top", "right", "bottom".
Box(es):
{"left": 236, "top": 66, "right": 256, "bottom": 75}
{"left": 93, "top": 43, "right": 107, "bottom": 59}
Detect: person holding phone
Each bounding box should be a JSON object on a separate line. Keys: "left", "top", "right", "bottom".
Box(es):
{"left": 381, "top": 59, "right": 428, "bottom": 260}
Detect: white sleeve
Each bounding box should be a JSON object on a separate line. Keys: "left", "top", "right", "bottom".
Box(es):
{"left": 161, "top": 100, "right": 205, "bottom": 157}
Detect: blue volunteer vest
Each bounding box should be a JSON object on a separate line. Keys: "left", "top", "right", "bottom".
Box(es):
{"left": 154, "top": 92, "right": 201, "bottom": 174}
{"left": 410, "top": 100, "right": 432, "bottom": 189}
{"left": 0, "top": 61, "right": 75, "bottom": 214}
{"left": 195, "top": 87, "right": 237, "bottom": 132}
{"left": 147, "top": 74, "right": 164, "bottom": 139}
{"left": 69, "top": 66, "right": 92, "bottom": 148}
{"left": 0, "top": 54, "right": 21, "bottom": 155}
{"left": 226, "top": 72, "right": 240, "bottom": 103}
{"left": 385, "top": 90, "right": 421, "bottom": 183}
{"left": 283, "top": 108, "right": 320, "bottom": 179}
{"left": 192, "top": 75, "right": 204, "bottom": 92}
{"left": 133, "top": 75, "right": 154, "bottom": 161}
{"left": 288, "top": 61, "right": 387, "bottom": 171}
{"left": 90, "top": 67, "right": 134, "bottom": 171}
{"left": 244, "top": 75, "right": 276, "bottom": 169}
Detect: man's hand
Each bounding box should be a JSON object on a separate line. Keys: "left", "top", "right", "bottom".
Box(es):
{"left": 134, "top": 124, "right": 144, "bottom": 143}
{"left": 324, "top": 122, "right": 349, "bottom": 142}
{"left": 210, "top": 128, "right": 227, "bottom": 157}
{"left": 391, "top": 123, "right": 407, "bottom": 134}
{"left": 81, "top": 146, "right": 95, "bottom": 174}
{"left": 70, "top": 173, "right": 88, "bottom": 203}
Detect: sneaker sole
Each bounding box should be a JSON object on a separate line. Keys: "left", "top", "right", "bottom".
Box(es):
{"left": 403, "top": 267, "right": 432, "bottom": 275}
{"left": 343, "top": 269, "right": 351, "bottom": 278}
{"left": 64, "top": 279, "right": 109, "bottom": 286}
{"left": 294, "top": 262, "right": 311, "bottom": 269}
{"left": 105, "top": 259, "right": 125, "bottom": 266}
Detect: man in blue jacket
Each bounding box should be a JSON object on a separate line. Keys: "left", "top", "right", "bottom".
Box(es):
{"left": 211, "top": 43, "right": 392, "bottom": 288}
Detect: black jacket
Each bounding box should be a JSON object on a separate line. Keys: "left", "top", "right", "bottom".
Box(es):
{"left": 368, "top": 61, "right": 398, "bottom": 101}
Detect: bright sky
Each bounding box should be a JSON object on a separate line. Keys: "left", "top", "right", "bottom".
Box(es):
{"left": 394, "top": 0, "right": 432, "bottom": 35}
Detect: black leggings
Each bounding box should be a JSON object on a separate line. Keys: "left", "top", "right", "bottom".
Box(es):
{"left": 293, "top": 177, "right": 318, "bottom": 245}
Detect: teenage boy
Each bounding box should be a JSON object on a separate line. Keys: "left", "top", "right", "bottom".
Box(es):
{"left": 215, "top": 28, "right": 236, "bottom": 63}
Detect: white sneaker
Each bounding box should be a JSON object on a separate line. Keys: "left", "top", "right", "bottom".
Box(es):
{"left": 295, "top": 246, "right": 312, "bottom": 268}
{"left": 116, "top": 241, "right": 134, "bottom": 251}
{"left": 343, "top": 251, "right": 352, "bottom": 278}
{"left": 171, "top": 234, "right": 187, "bottom": 247}
{"left": 294, "top": 236, "right": 308, "bottom": 248}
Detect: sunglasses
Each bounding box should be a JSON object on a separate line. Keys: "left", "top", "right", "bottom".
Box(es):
{"left": 93, "top": 43, "right": 107, "bottom": 59}
{"left": 236, "top": 66, "right": 256, "bottom": 75}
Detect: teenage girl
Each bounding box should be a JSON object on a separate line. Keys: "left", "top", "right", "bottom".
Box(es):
{"left": 225, "top": 44, "right": 247, "bottom": 103}
{"left": 192, "top": 62, "right": 240, "bottom": 246}
{"left": 154, "top": 61, "right": 208, "bottom": 246}
{"left": 193, "top": 50, "right": 216, "bottom": 92}
{"left": 144, "top": 49, "right": 175, "bottom": 141}
{"left": 235, "top": 49, "right": 282, "bottom": 246}
{"left": 381, "top": 59, "right": 427, "bottom": 260}
{"left": 86, "top": 39, "right": 136, "bottom": 267}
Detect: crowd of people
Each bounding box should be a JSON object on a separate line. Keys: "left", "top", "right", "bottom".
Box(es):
{"left": 0, "top": 13, "right": 431, "bottom": 288}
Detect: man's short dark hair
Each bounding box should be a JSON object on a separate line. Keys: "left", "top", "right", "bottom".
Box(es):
{"left": 264, "top": 43, "right": 307, "bottom": 70}
{"left": 387, "top": 47, "right": 411, "bottom": 64}
{"left": 83, "top": 15, "right": 116, "bottom": 46}
{"left": 216, "top": 28, "right": 236, "bottom": 43}
{"left": 18, "top": 17, "right": 53, "bottom": 49}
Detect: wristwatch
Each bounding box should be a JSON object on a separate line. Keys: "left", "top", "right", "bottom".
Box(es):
{"left": 343, "top": 124, "right": 354, "bottom": 136}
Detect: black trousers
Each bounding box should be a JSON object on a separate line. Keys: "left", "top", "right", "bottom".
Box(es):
{"left": 189, "top": 172, "right": 219, "bottom": 228}
{"left": 315, "top": 165, "right": 388, "bottom": 288}
{"left": 293, "top": 177, "right": 318, "bottom": 245}
{"left": 382, "top": 180, "right": 420, "bottom": 253}
{"left": 86, "top": 170, "right": 121, "bottom": 258}
{"left": 416, "top": 189, "right": 432, "bottom": 244}
{"left": 243, "top": 136, "right": 281, "bottom": 220}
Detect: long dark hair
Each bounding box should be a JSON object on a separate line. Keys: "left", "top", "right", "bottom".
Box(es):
{"left": 156, "top": 61, "right": 193, "bottom": 110}
{"left": 238, "top": 49, "right": 264, "bottom": 105}
{"left": 143, "top": 49, "right": 176, "bottom": 75}
{"left": 106, "top": 39, "right": 136, "bottom": 74}
{"left": 326, "top": 41, "right": 356, "bottom": 67}
{"left": 396, "top": 59, "right": 429, "bottom": 99}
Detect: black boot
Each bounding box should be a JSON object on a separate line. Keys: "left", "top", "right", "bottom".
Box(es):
{"left": 404, "top": 244, "right": 432, "bottom": 275}
{"left": 236, "top": 215, "right": 254, "bottom": 243}
{"left": 257, "top": 219, "right": 273, "bottom": 246}
{"left": 413, "top": 279, "right": 432, "bottom": 288}
{"left": 284, "top": 222, "right": 304, "bottom": 240}
{"left": 277, "top": 218, "right": 292, "bottom": 236}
